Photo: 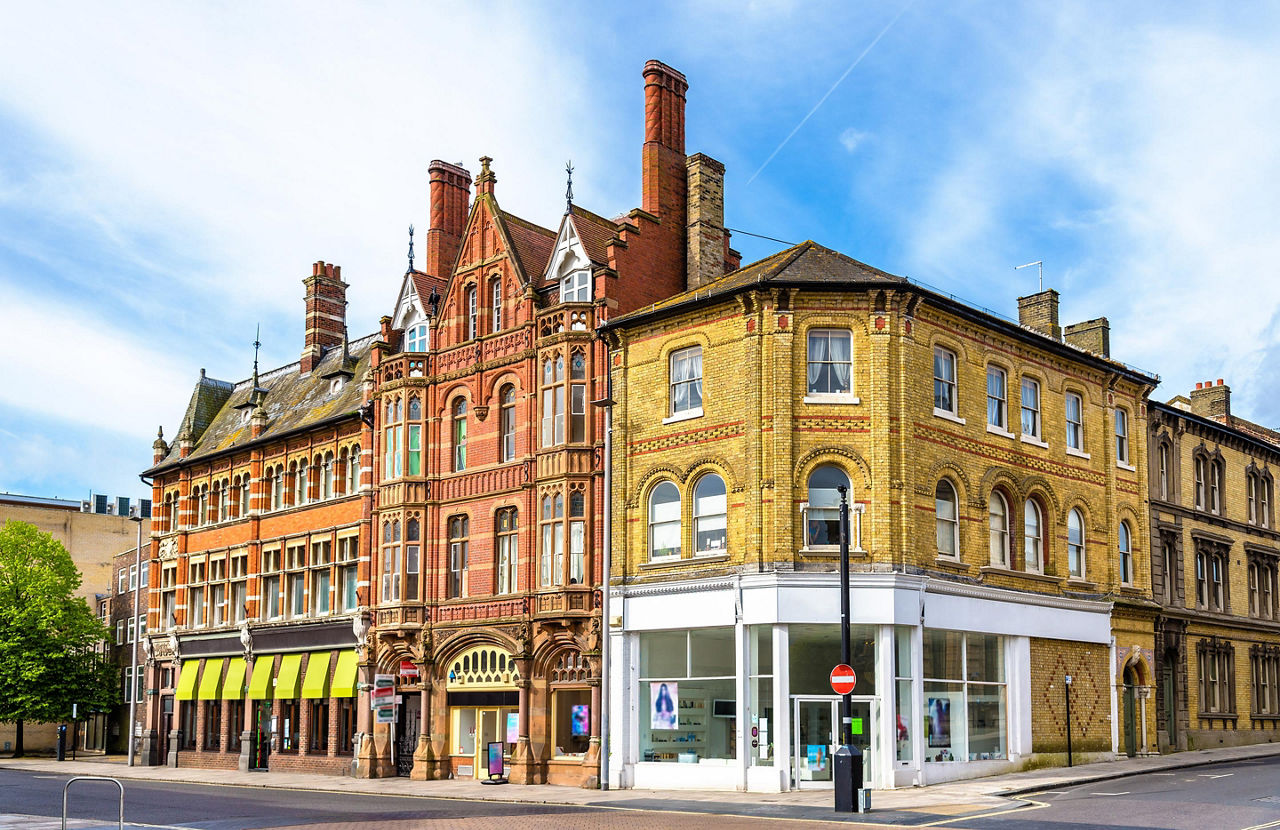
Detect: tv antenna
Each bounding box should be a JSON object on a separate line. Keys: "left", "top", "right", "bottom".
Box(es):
{"left": 1014, "top": 260, "right": 1044, "bottom": 291}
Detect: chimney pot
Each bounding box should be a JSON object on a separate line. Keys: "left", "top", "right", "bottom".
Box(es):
{"left": 1217, "top": 378, "right": 1224, "bottom": 386}
{"left": 1017, "top": 289, "right": 1062, "bottom": 340}
{"left": 1196, "top": 382, "right": 1203, "bottom": 390}
{"left": 300, "top": 260, "right": 348, "bottom": 374}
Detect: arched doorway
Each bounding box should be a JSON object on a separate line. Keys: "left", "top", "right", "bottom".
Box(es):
{"left": 444, "top": 644, "right": 520, "bottom": 779}
{"left": 1122, "top": 664, "right": 1140, "bottom": 758}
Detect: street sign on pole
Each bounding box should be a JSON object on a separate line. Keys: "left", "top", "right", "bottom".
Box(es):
{"left": 399, "top": 660, "right": 419, "bottom": 677}
{"left": 830, "top": 665, "right": 857, "bottom": 695}
{"left": 374, "top": 707, "right": 396, "bottom": 724}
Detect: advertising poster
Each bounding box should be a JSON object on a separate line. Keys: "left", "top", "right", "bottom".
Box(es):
{"left": 571, "top": 704, "right": 590, "bottom": 737}
{"left": 650, "top": 681, "right": 678, "bottom": 730}
{"left": 927, "top": 697, "right": 951, "bottom": 748}
{"left": 505, "top": 712, "right": 519, "bottom": 744}
{"left": 806, "top": 744, "right": 827, "bottom": 772}
{"left": 487, "top": 741, "right": 504, "bottom": 777}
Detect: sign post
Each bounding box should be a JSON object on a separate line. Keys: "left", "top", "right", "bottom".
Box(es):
{"left": 833, "top": 485, "right": 865, "bottom": 814}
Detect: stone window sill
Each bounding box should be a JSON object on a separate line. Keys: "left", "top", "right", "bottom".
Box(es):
{"left": 933, "top": 408, "right": 966, "bottom": 426}
{"left": 1020, "top": 434, "right": 1050, "bottom": 449}
{"left": 663, "top": 408, "right": 703, "bottom": 425}
{"left": 979, "top": 565, "right": 1062, "bottom": 584}
{"left": 933, "top": 556, "right": 970, "bottom": 572}
{"left": 1117, "top": 461, "right": 1137, "bottom": 472}
{"left": 800, "top": 546, "right": 867, "bottom": 558}
{"left": 1066, "top": 446, "right": 1091, "bottom": 460}
{"left": 985, "top": 424, "right": 1016, "bottom": 440}
{"left": 1065, "top": 578, "right": 1097, "bottom": 590}
{"left": 641, "top": 556, "right": 685, "bottom": 570}
{"left": 804, "top": 394, "right": 861, "bottom": 406}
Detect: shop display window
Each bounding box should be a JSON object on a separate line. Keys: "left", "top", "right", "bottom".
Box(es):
{"left": 279, "top": 700, "right": 299, "bottom": 752}
{"left": 180, "top": 702, "right": 197, "bottom": 749}
{"left": 204, "top": 701, "right": 221, "bottom": 750}
{"left": 922, "top": 630, "right": 1006, "bottom": 762}
{"left": 788, "top": 624, "right": 876, "bottom": 696}
{"left": 748, "top": 625, "right": 774, "bottom": 767}
{"left": 894, "top": 626, "right": 915, "bottom": 763}
{"left": 337, "top": 699, "right": 356, "bottom": 755}
{"left": 552, "top": 689, "right": 592, "bottom": 757}
{"left": 229, "top": 700, "right": 245, "bottom": 752}
{"left": 310, "top": 700, "right": 330, "bottom": 753}
{"left": 638, "top": 628, "right": 737, "bottom": 763}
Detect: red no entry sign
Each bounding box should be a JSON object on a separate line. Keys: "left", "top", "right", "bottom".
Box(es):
{"left": 830, "top": 664, "right": 857, "bottom": 695}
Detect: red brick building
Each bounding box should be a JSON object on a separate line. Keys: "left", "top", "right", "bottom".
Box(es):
{"left": 139, "top": 59, "right": 731, "bottom": 784}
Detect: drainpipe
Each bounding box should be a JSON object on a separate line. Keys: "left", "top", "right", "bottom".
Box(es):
{"left": 593, "top": 344, "right": 616, "bottom": 790}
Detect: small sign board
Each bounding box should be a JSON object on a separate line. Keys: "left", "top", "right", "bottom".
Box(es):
{"left": 830, "top": 664, "right": 857, "bottom": 695}
{"left": 399, "top": 660, "right": 419, "bottom": 677}
{"left": 371, "top": 685, "right": 394, "bottom": 700}
{"left": 374, "top": 674, "right": 395, "bottom": 688}
{"left": 374, "top": 706, "right": 396, "bottom": 724}
{"left": 482, "top": 741, "right": 508, "bottom": 785}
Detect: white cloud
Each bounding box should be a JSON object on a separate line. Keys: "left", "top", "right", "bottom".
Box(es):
{"left": 840, "top": 128, "right": 870, "bottom": 153}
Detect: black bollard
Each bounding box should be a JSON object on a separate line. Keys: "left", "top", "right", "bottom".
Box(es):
{"left": 833, "top": 743, "right": 863, "bottom": 813}
{"left": 56, "top": 725, "right": 67, "bottom": 761}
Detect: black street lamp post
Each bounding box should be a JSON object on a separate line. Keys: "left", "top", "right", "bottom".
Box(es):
{"left": 833, "top": 484, "right": 864, "bottom": 813}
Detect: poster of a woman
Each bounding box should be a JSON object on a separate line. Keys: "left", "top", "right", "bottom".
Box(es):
{"left": 651, "top": 682, "right": 678, "bottom": 730}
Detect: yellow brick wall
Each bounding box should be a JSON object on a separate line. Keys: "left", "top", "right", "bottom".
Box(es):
{"left": 1029, "top": 637, "right": 1111, "bottom": 753}
{"left": 610, "top": 287, "right": 1152, "bottom": 604}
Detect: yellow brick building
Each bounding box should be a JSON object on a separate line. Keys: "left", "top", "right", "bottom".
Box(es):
{"left": 1149, "top": 383, "right": 1280, "bottom": 752}
{"left": 601, "top": 241, "right": 1159, "bottom": 791}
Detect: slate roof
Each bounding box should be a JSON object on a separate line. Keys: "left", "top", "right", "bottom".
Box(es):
{"left": 409, "top": 270, "right": 446, "bottom": 306}
{"left": 609, "top": 240, "right": 906, "bottom": 323}
{"left": 146, "top": 335, "right": 376, "bottom": 474}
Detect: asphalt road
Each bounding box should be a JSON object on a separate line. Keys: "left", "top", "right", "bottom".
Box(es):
{"left": 950, "top": 756, "right": 1280, "bottom": 830}
{"left": 3, "top": 757, "right": 1279, "bottom": 829}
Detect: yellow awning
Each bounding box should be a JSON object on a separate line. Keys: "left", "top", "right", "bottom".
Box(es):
{"left": 246, "top": 655, "right": 275, "bottom": 700}
{"left": 273, "top": 653, "right": 303, "bottom": 699}
{"left": 331, "top": 650, "right": 359, "bottom": 698}
{"left": 301, "top": 652, "right": 331, "bottom": 699}
{"left": 221, "top": 657, "right": 246, "bottom": 700}
{"left": 175, "top": 659, "right": 199, "bottom": 701}
{"left": 197, "top": 658, "right": 224, "bottom": 700}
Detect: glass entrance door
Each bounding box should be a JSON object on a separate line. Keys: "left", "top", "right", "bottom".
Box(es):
{"left": 793, "top": 696, "right": 876, "bottom": 789}
{"left": 250, "top": 700, "right": 271, "bottom": 771}
{"left": 474, "top": 709, "right": 500, "bottom": 779}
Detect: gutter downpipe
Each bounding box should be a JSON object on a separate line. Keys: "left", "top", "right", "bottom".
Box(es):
{"left": 595, "top": 339, "right": 615, "bottom": 790}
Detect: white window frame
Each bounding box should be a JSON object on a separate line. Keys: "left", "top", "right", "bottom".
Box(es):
{"left": 668, "top": 346, "right": 704, "bottom": 420}
{"left": 986, "top": 365, "right": 1007, "bottom": 432}
{"left": 1115, "top": 408, "right": 1131, "bottom": 467}
{"left": 935, "top": 480, "right": 960, "bottom": 559}
{"left": 1065, "top": 391, "right": 1084, "bottom": 452}
{"left": 1020, "top": 377, "right": 1041, "bottom": 441}
{"left": 560, "top": 269, "right": 591, "bottom": 303}
{"left": 933, "top": 347, "right": 958, "bottom": 417}
{"left": 406, "top": 323, "right": 429, "bottom": 353}
{"left": 988, "top": 491, "right": 1010, "bottom": 568}
{"left": 1068, "top": 508, "right": 1086, "bottom": 579}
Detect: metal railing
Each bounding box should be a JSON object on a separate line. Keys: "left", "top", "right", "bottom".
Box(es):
{"left": 62, "top": 776, "right": 124, "bottom": 830}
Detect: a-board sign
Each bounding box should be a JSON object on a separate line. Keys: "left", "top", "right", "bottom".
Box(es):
{"left": 830, "top": 664, "right": 857, "bottom": 695}
{"left": 487, "top": 741, "right": 505, "bottom": 778}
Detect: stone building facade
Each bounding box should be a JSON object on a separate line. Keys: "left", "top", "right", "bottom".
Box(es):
{"left": 1148, "top": 383, "right": 1280, "bottom": 752}
{"left": 601, "top": 244, "right": 1158, "bottom": 791}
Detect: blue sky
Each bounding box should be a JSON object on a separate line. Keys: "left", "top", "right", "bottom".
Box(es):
{"left": 3, "top": 1, "right": 1280, "bottom": 502}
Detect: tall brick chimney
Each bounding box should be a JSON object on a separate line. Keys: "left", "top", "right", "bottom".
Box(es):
{"left": 1017, "top": 289, "right": 1061, "bottom": 340}
{"left": 426, "top": 160, "right": 473, "bottom": 279}
{"left": 686, "top": 153, "right": 727, "bottom": 290}
{"left": 1064, "top": 317, "right": 1110, "bottom": 357}
{"left": 1190, "top": 379, "right": 1231, "bottom": 420}
{"left": 301, "top": 261, "right": 347, "bottom": 374}
{"left": 642, "top": 60, "right": 688, "bottom": 221}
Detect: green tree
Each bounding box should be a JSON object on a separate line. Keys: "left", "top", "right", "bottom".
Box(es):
{"left": 0, "top": 520, "right": 118, "bottom": 756}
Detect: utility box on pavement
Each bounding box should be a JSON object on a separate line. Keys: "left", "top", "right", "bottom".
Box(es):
{"left": 56, "top": 725, "right": 67, "bottom": 761}
{"left": 833, "top": 743, "right": 864, "bottom": 813}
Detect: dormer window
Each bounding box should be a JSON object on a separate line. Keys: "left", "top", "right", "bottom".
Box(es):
{"left": 329, "top": 378, "right": 344, "bottom": 394}
{"left": 561, "top": 270, "right": 590, "bottom": 303}
{"left": 406, "top": 323, "right": 429, "bottom": 353}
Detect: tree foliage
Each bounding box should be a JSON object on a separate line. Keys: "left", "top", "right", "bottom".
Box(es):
{"left": 0, "top": 521, "right": 118, "bottom": 730}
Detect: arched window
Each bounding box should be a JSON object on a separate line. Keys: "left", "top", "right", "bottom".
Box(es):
{"left": 500, "top": 385, "right": 517, "bottom": 462}
{"left": 272, "top": 465, "right": 284, "bottom": 510}
{"left": 466, "top": 285, "right": 478, "bottom": 340}
{"left": 452, "top": 399, "right": 468, "bottom": 471}
{"left": 296, "top": 459, "right": 309, "bottom": 505}
{"left": 491, "top": 279, "right": 503, "bottom": 332}
{"left": 936, "top": 480, "right": 959, "bottom": 558}
{"left": 406, "top": 323, "right": 429, "bottom": 353}
{"left": 346, "top": 446, "right": 359, "bottom": 494}
{"left": 165, "top": 492, "right": 177, "bottom": 532}
{"left": 1068, "top": 508, "right": 1086, "bottom": 578}
{"left": 806, "top": 465, "right": 849, "bottom": 547}
{"left": 1194, "top": 456, "right": 1206, "bottom": 510}
{"left": 322, "top": 451, "right": 334, "bottom": 500}
{"left": 989, "top": 491, "right": 1009, "bottom": 568}
{"left": 694, "top": 474, "right": 728, "bottom": 554}
{"left": 1118, "top": 520, "right": 1133, "bottom": 585}
{"left": 648, "top": 482, "right": 681, "bottom": 560}
{"left": 1024, "top": 499, "right": 1043, "bottom": 573}
{"left": 1158, "top": 443, "right": 1170, "bottom": 500}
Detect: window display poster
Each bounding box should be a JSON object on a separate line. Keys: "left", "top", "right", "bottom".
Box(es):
{"left": 651, "top": 682, "right": 678, "bottom": 730}
{"left": 927, "top": 697, "right": 951, "bottom": 748}
{"left": 505, "top": 712, "right": 519, "bottom": 745}
{"left": 572, "top": 704, "right": 590, "bottom": 736}
{"left": 806, "top": 744, "right": 827, "bottom": 771}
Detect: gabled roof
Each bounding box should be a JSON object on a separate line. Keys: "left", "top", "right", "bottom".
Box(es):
{"left": 499, "top": 209, "right": 556, "bottom": 280}
{"left": 567, "top": 205, "right": 621, "bottom": 266}
{"left": 175, "top": 373, "right": 236, "bottom": 443}
{"left": 146, "top": 335, "right": 376, "bottom": 475}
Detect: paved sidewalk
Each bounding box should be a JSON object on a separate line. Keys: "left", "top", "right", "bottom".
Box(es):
{"left": 3, "top": 741, "right": 1278, "bottom": 826}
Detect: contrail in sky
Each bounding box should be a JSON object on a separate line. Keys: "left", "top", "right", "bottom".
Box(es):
{"left": 746, "top": 1, "right": 915, "bottom": 186}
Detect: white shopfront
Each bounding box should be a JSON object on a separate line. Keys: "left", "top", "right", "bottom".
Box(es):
{"left": 607, "top": 571, "right": 1112, "bottom": 792}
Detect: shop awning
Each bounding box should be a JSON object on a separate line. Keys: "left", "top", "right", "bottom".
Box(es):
{"left": 273, "top": 653, "right": 303, "bottom": 699}
{"left": 301, "top": 652, "right": 331, "bottom": 699}
{"left": 175, "top": 659, "right": 199, "bottom": 701}
{"left": 197, "top": 658, "right": 225, "bottom": 700}
{"left": 246, "top": 655, "right": 275, "bottom": 700}
{"left": 331, "top": 650, "right": 359, "bottom": 698}
{"left": 221, "top": 657, "right": 246, "bottom": 700}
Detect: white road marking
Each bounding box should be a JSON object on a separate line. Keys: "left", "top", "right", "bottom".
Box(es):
{"left": 1150, "top": 772, "right": 1176, "bottom": 776}
{"left": 1199, "top": 773, "right": 1234, "bottom": 779}
{"left": 1090, "top": 792, "right": 1130, "bottom": 796}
